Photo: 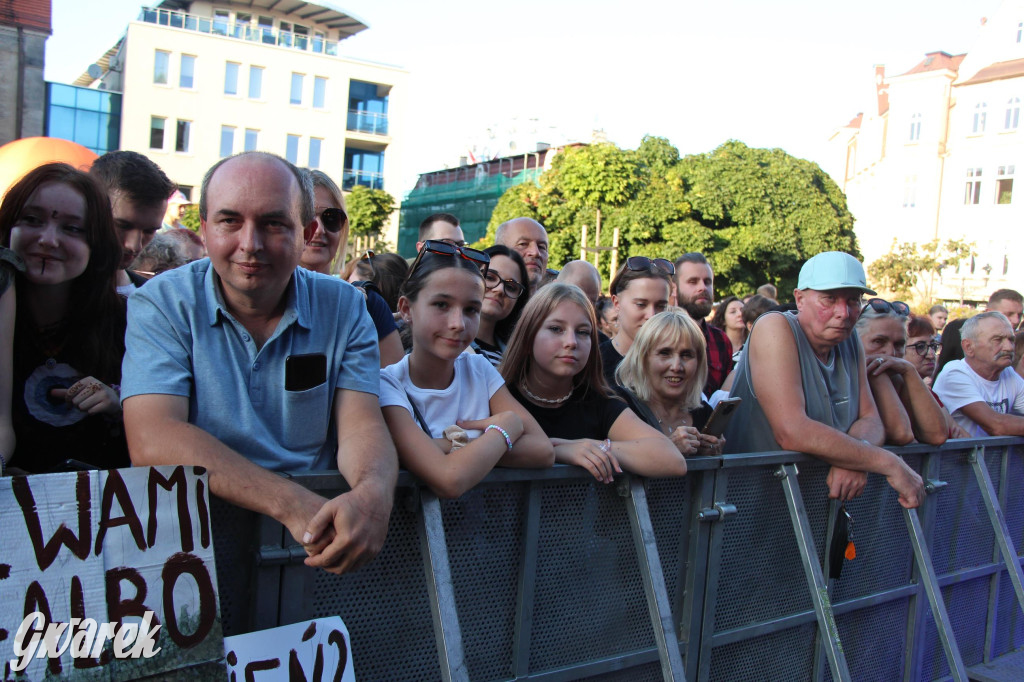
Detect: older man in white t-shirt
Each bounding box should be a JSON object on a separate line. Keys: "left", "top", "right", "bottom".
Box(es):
{"left": 934, "top": 311, "right": 1024, "bottom": 437}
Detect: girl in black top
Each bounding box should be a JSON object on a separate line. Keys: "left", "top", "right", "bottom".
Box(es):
{"left": 1, "top": 163, "right": 129, "bottom": 472}
{"left": 615, "top": 309, "right": 723, "bottom": 456}
{"left": 502, "top": 283, "right": 686, "bottom": 482}
{"left": 471, "top": 245, "right": 529, "bottom": 367}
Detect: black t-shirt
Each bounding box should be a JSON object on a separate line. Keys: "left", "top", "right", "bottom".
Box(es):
{"left": 509, "top": 383, "right": 628, "bottom": 441}
{"left": 599, "top": 339, "right": 624, "bottom": 388}
{"left": 614, "top": 386, "right": 714, "bottom": 431}
{"left": 365, "top": 289, "right": 398, "bottom": 341}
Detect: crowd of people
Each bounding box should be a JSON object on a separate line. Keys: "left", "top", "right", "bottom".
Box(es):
{"left": 1, "top": 149, "right": 1023, "bottom": 576}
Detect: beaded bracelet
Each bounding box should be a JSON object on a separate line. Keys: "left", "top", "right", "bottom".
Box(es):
{"left": 485, "top": 424, "right": 513, "bottom": 452}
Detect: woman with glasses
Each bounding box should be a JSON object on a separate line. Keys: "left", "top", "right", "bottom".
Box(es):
{"left": 380, "top": 240, "right": 552, "bottom": 498}
{"left": 471, "top": 245, "right": 529, "bottom": 367}
{"left": 906, "top": 315, "right": 970, "bottom": 438}
{"left": 854, "top": 300, "right": 948, "bottom": 445}
{"left": 615, "top": 310, "right": 724, "bottom": 455}
{"left": 599, "top": 257, "right": 674, "bottom": 387}
{"left": 501, "top": 283, "right": 685, "bottom": 481}
{"left": 299, "top": 170, "right": 403, "bottom": 368}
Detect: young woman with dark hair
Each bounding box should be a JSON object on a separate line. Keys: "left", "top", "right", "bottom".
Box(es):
{"left": 501, "top": 283, "right": 685, "bottom": 482}
{"left": 711, "top": 295, "right": 746, "bottom": 362}
{"left": 471, "top": 245, "right": 529, "bottom": 367}
{"left": 599, "top": 258, "right": 673, "bottom": 387}
{"left": 0, "top": 162, "right": 130, "bottom": 472}
{"left": 379, "top": 241, "right": 552, "bottom": 498}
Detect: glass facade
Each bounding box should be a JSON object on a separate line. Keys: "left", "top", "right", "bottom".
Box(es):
{"left": 45, "top": 82, "right": 122, "bottom": 155}
{"left": 347, "top": 80, "right": 389, "bottom": 135}
{"left": 343, "top": 147, "right": 384, "bottom": 189}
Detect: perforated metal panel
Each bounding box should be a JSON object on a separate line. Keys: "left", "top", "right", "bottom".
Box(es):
{"left": 528, "top": 481, "right": 655, "bottom": 671}
{"left": 922, "top": 577, "right": 991, "bottom": 679}
{"left": 835, "top": 599, "right": 911, "bottom": 681}
{"left": 646, "top": 476, "right": 692, "bottom": 623}
{"left": 440, "top": 484, "right": 528, "bottom": 681}
{"left": 210, "top": 495, "right": 260, "bottom": 636}
{"left": 931, "top": 452, "right": 996, "bottom": 574}
{"left": 578, "top": 660, "right": 664, "bottom": 681}
{"left": 709, "top": 623, "right": 818, "bottom": 682}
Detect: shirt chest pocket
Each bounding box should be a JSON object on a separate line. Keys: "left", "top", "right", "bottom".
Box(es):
{"left": 281, "top": 382, "right": 331, "bottom": 451}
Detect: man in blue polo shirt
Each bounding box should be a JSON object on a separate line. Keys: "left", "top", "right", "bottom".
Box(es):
{"left": 122, "top": 152, "right": 397, "bottom": 575}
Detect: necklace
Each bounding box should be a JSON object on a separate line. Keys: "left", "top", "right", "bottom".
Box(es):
{"left": 520, "top": 382, "right": 573, "bottom": 405}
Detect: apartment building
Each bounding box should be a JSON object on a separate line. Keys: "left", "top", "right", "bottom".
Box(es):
{"left": 826, "top": 0, "right": 1024, "bottom": 305}
{"left": 72, "top": 0, "right": 406, "bottom": 241}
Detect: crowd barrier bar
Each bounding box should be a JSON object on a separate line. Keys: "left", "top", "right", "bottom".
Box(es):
{"left": 208, "top": 437, "right": 1024, "bottom": 681}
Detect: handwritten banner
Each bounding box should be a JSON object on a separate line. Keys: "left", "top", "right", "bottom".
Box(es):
{"left": 0, "top": 466, "right": 224, "bottom": 680}
{"left": 224, "top": 617, "right": 354, "bottom": 682}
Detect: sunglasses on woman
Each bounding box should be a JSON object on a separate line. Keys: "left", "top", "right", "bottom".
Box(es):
{"left": 406, "top": 239, "right": 491, "bottom": 281}
{"left": 861, "top": 298, "right": 910, "bottom": 316}
{"left": 484, "top": 270, "right": 525, "bottom": 299}
{"left": 358, "top": 250, "right": 376, "bottom": 276}
{"left": 907, "top": 341, "right": 941, "bottom": 356}
{"left": 626, "top": 256, "right": 675, "bottom": 276}
{"left": 318, "top": 208, "right": 347, "bottom": 233}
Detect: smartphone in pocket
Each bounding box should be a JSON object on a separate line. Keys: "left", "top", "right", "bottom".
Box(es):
{"left": 285, "top": 353, "right": 327, "bottom": 392}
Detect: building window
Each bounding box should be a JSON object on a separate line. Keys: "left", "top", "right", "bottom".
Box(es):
{"left": 150, "top": 116, "right": 165, "bottom": 149}
{"left": 180, "top": 54, "right": 195, "bottom": 89}
{"left": 1018, "top": 21, "right": 1023, "bottom": 43}
{"left": 347, "top": 80, "right": 390, "bottom": 135}
{"left": 344, "top": 147, "right": 385, "bottom": 189}
{"left": 309, "top": 138, "right": 322, "bottom": 168}
{"left": 286, "top": 134, "right": 300, "bottom": 164}
{"left": 903, "top": 175, "right": 917, "bottom": 208}
{"left": 220, "top": 125, "right": 235, "bottom": 158}
{"left": 313, "top": 77, "right": 327, "bottom": 109}
{"left": 965, "top": 167, "right": 983, "bottom": 204}
{"left": 973, "top": 102, "right": 988, "bottom": 134}
{"left": 290, "top": 73, "right": 304, "bottom": 105}
{"left": 175, "top": 120, "right": 191, "bottom": 153}
{"left": 224, "top": 62, "right": 239, "bottom": 95}
{"left": 154, "top": 50, "right": 169, "bottom": 84}
{"left": 996, "top": 165, "right": 1014, "bottom": 204}
{"left": 45, "top": 83, "right": 122, "bottom": 155}
{"left": 248, "top": 66, "right": 263, "bottom": 99}
{"left": 908, "top": 113, "right": 921, "bottom": 141}
{"left": 213, "top": 9, "right": 230, "bottom": 35}
{"left": 1006, "top": 98, "right": 1020, "bottom": 130}
{"left": 244, "top": 128, "right": 259, "bottom": 152}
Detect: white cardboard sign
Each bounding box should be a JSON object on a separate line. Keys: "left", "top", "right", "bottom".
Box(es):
{"left": 224, "top": 617, "right": 355, "bottom": 682}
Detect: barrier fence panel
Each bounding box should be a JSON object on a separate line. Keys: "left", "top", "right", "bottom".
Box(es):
{"left": 206, "top": 438, "right": 1024, "bottom": 681}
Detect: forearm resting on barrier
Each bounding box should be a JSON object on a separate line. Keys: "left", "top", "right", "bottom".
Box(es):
{"left": 960, "top": 401, "right": 1024, "bottom": 437}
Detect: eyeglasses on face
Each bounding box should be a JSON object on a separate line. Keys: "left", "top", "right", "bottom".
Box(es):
{"left": 405, "top": 239, "right": 491, "bottom": 283}
{"left": 861, "top": 298, "right": 910, "bottom": 317}
{"left": 317, "top": 208, "right": 347, "bottom": 233}
{"left": 626, "top": 256, "right": 675, "bottom": 276}
{"left": 484, "top": 270, "right": 525, "bottom": 299}
{"left": 907, "top": 341, "right": 941, "bottom": 356}
{"left": 433, "top": 237, "right": 467, "bottom": 248}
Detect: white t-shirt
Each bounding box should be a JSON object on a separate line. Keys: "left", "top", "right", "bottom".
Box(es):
{"left": 380, "top": 352, "right": 505, "bottom": 438}
{"left": 933, "top": 359, "right": 1024, "bottom": 437}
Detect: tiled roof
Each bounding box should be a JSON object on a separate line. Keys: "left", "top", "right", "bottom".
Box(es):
{"left": 958, "top": 58, "right": 1024, "bottom": 86}
{"left": 846, "top": 113, "right": 864, "bottom": 129}
{"left": 896, "top": 51, "right": 965, "bottom": 77}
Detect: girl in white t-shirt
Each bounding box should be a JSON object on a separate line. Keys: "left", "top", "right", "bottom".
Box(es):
{"left": 380, "top": 241, "right": 553, "bottom": 498}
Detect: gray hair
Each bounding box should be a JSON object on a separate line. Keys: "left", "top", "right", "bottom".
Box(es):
{"left": 854, "top": 302, "right": 906, "bottom": 335}
{"left": 962, "top": 311, "right": 1012, "bottom": 341}
{"left": 198, "top": 151, "right": 315, "bottom": 226}
{"left": 133, "top": 232, "right": 190, "bottom": 273}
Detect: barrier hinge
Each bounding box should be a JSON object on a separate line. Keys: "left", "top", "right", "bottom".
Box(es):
{"left": 697, "top": 502, "right": 738, "bottom": 523}
{"left": 924, "top": 479, "right": 947, "bottom": 495}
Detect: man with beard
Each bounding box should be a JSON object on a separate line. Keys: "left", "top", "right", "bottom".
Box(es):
{"left": 495, "top": 217, "right": 549, "bottom": 294}
{"left": 90, "top": 151, "right": 176, "bottom": 296}
{"left": 934, "top": 311, "right": 1024, "bottom": 437}
{"left": 724, "top": 251, "right": 924, "bottom": 508}
{"left": 674, "top": 252, "right": 732, "bottom": 396}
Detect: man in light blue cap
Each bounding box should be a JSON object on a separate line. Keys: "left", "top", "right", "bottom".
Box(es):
{"left": 724, "top": 251, "right": 924, "bottom": 508}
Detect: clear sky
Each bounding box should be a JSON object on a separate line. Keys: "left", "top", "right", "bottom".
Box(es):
{"left": 46, "top": 0, "right": 1003, "bottom": 196}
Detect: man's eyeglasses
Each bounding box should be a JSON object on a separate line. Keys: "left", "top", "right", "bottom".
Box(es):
{"left": 433, "top": 237, "right": 466, "bottom": 248}
{"left": 317, "top": 208, "right": 347, "bottom": 233}
{"left": 626, "top": 256, "right": 675, "bottom": 276}
{"left": 406, "top": 239, "right": 491, "bottom": 283}
{"left": 861, "top": 298, "right": 910, "bottom": 317}
{"left": 907, "top": 341, "right": 941, "bottom": 356}
{"left": 484, "top": 271, "right": 525, "bottom": 299}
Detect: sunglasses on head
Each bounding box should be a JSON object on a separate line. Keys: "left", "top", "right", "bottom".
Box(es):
{"left": 406, "top": 239, "right": 491, "bottom": 282}
{"left": 318, "top": 208, "right": 347, "bottom": 233}
{"left": 907, "top": 340, "right": 941, "bottom": 356}
{"left": 861, "top": 298, "right": 910, "bottom": 316}
{"left": 484, "top": 270, "right": 525, "bottom": 299}
{"left": 626, "top": 256, "right": 675, "bottom": 276}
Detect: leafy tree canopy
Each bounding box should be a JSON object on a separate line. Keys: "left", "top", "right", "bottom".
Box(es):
{"left": 479, "top": 137, "right": 860, "bottom": 296}
{"left": 347, "top": 186, "right": 396, "bottom": 238}
{"left": 867, "top": 238, "right": 975, "bottom": 303}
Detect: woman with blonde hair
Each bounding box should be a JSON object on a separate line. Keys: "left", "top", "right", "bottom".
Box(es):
{"left": 502, "top": 283, "right": 686, "bottom": 482}
{"left": 616, "top": 309, "right": 724, "bottom": 455}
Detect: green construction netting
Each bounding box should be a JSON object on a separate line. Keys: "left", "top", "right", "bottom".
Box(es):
{"left": 397, "top": 169, "right": 542, "bottom": 256}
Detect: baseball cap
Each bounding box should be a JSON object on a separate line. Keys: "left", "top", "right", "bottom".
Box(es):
{"left": 797, "top": 252, "right": 876, "bottom": 295}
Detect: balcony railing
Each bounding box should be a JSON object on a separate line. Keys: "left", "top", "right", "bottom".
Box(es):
{"left": 139, "top": 7, "right": 339, "bottom": 56}
{"left": 343, "top": 170, "right": 384, "bottom": 191}
{"left": 347, "top": 110, "right": 389, "bottom": 136}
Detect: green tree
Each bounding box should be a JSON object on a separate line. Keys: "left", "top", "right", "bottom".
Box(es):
{"left": 347, "top": 185, "right": 396, "bottom": 238}
{"left": 180, "top": 204, "right": 201, "bottom": 232}
{"left": 868, "top": 238, "right": 975, "bottom": 303}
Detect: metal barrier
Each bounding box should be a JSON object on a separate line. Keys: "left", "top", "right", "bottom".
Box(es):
{"left": 210, "top": 437, "right": 1024, "bottom": 681}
